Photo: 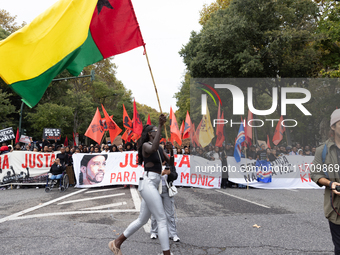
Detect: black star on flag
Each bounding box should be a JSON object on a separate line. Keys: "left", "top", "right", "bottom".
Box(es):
{"left": 97, "top": 0, "right": 114, "bottom": 14}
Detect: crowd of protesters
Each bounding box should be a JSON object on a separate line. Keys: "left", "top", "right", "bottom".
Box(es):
{"left": 188, "top": 143, "right": 316, "bottom": 160}
{"left": 0, "top": 138, "right": 317, "bottom": 160}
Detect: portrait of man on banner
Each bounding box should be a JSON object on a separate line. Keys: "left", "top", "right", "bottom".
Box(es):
{"left": 79, "top": 154, "right": 108, "bottom": 185}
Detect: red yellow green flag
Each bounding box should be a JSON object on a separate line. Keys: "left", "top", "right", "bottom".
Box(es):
{"left": 0, "top": 0, "right": 144, "bottom": 108}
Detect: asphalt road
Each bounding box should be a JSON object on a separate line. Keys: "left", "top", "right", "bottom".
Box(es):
{"left": 0, "top": 185, "right": 334, "bottom": 255}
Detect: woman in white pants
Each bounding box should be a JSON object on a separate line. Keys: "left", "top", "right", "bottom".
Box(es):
{"left": 108, "top": 114, "right": 173, "bottom": 255}
{"left": 150, "top": 164, "right": 180, "bottom": 242}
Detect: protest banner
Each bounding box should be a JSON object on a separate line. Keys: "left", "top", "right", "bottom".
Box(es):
{"left": 0, "top": 151, "right": 59, "bottom": 185}
{"left": 227, "top": 155, "right": 321, "bottom": 189}
{"left": 0, "top": 127, "right": 15, "bottom": 143}
{"left": 43, "top": 128, "right": 61, "bottom": 140}
{"left": 72, "top": 152, "right": 221, "bottom": 189}
{"left": 19, "top": 135, "right": 30, "bottom": 144}
{"left": 0, "top": 151, "right": 322, "bottom": 189}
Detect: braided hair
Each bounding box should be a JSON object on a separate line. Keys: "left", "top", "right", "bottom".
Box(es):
{"left": 137, "top": 125, "right": 155, "bottom": 165}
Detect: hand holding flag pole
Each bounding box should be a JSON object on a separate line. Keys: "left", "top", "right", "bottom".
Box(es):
{"left": 143, "top": 45, "right": 169, "bottom": 140}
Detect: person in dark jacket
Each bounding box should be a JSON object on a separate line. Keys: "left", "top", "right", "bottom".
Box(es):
{"left": 57, "top": 147, "right": 67, "bottom": 165}
{"left": 46, "top": 158, "right": 64, "bottom": 187}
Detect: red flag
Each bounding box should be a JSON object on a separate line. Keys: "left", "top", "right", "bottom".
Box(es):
{"left": 68, "top": 0, "right": 146, "bottom": 76}
{"left": 245, "top": 110, "right": 253, "bottom": 146}
{"left": 272, "top": 116, "right": 285, "bottom": 145}
{"left": 147, "top": 114, "right": 152, "bottom": 125}
{"left": 64, "top": 136, "right": 68, "bottom": 147}
{"left": 89, "top": 0, "right": 145, "bottom": 59}
{"left": 183, "top": 111, "right": 191, "bottom": 139}
{"left": 84, "top": 108, "right": 104, "bottom": 144}
{"left": 121, "top": 130, "right": 128, "bottom": 142}
{"left": 15, "top": 128, "right": 19, "bottom": 144}
{"left": 195, "top": 119, "right": 202, "bottom": 147}
{"left": 102, "top": 105, "right": 122, "bottom": 143}
{"left": 72, "top": 132, "right": 76, "bottom": 146}
{"left": 267, "top": 135, "right": 271, "bottom": 148}
{"left": 215, "top": 104, "right": 225, "bottom": 147}
{"left": 160, "top": 138, "right": 167, "bottom": 144}
{"left": 131, "top": 132, "right": 140, "bottom": 142}
{"left": 170, "top": 107, "right": 182, "bottom": 146}
{"left": 123, "top": 104, "right": 133, "bottom": 130}
{"left": 190, "top": 122, "right": 197, "bottom": 146}
{"left": 133, "top": 99, "right": 143, "bottom": 136}
{"left": 180, "top": 120, "right": 185, "bottom": 139}
{"left": 100, "top": 116, "right": 113, "bottom": 131}
{"left": 122, "top": 129, "right": 134, "bottom": 142}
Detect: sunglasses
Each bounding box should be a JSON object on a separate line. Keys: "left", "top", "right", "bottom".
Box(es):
{"left": 150, "top": 129, "right": 157, "bottom": 132}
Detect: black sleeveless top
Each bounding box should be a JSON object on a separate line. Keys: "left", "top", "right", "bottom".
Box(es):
{"left": 144, "top": 144, "right": 165, "bottom": 173}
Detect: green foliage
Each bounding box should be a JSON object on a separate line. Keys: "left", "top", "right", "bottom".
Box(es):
{"left": 0, "top": 9, "right": 26, "bottom": 34}
{"left": 0, "top": 89, "right": 15, "bottom": 128}
{"left": 25, "top": 103, "right": 74, "bottom": 138}
{"left": 174, "top": 73, "right": 191, "bottom": 124}
{"left": 181, "top": 0, "right": 320, "bottom": 79}
{"left": 199, "top": 0, "right": 232, "bottom": 25}
{"left": 317, "top": 1, "right": 340, "bottom": 77}
{"left": 0, "top": 27, "right": 10, "bottom": 40}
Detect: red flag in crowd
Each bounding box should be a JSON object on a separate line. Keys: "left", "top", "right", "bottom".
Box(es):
{"left": 102, "top": 104, "right": 122, "bottom": 143}
{"left": 183, "top": 111, "right": 191, "bottom": 139}
{"left": 195, "top": 119, "right": 202, "bottom": 147}
{"left": 84, "top": 108, "right": 104, "bottom": 145}
{"left": 122, "top": 129, "right": 134, "bottom": 142}
{"left": 180, "top": 120, "right": 185, "bottom": 139}
{"left": 215, "top": 103, "right": 225, "bottom": 147}
{"left": 123, "top": 104, "right": 133, "bottom": 130}
{"left": 121, "top": 130, "right": 129, "bottom": 142}
{"left": 147, "top": 114, "right": 152, "bottom": 125}
{"left": 100, "top": 116, "right": 113, "bottom": 131}
{"left": 272, "top": 116, "right": 285, "bottom": 145}
{"left": 160, "top": 138, "right": 167, "bottom": 144}
{"left": 131, "top": 132, "right": 140, "bottom": 142}
{"left": 64, "top": 136, "right": 68, "bottom": 147}
{"left": 190, "top": 122, "right": 197, "bottom": 146}
{"left": 15, "top": 128, "right": 19, "bottom": 144}
{"left": 72, "top": 132, "right": 77, "bottom": 146}
{"left": 267, "top": 135, "right": 271, "bottom": 148}
{"left": 170, "top": 107, "right": 182, "bottom": 146}
{"left": 133, "top": 99, "right": 143, "bottom": 136}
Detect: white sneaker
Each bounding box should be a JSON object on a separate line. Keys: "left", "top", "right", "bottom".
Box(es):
{"left": 150, "top": 233, "right": 158, "bottom": 239}
{"left": 158, "top": 253, "right": 173, "bottom": 255}
{"left": 172, "top": 235, "right": 180, "bottom": 242}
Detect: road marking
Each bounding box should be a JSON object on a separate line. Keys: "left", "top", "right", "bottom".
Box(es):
{"left": 0, "top": 189, "right": 87, "bottom": 224}
{"left": 85, "top": 187, "right": 124, "bottom": 194}
{"left": 10, "top": 209, "right": 139, "bottom": 220}
{"left": 287, "top": 189, "right": 298, "bottom": 192}
{"left": 130, "top": 186, "right": 151, "bottom": 233}
{"left": 215, "top": 190, "right": 270, "bottom": 209}
{"left": 80, "top": 202, "right": 127, "bottom": 210}
{"left": 57, "top": 193, "right": 125, "bottom": 205}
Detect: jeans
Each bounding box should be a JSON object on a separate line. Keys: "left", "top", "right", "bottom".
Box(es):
{"left": 123, "top": 172, "right": 169, "bottom": 251}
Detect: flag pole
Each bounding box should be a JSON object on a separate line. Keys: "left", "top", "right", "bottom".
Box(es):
{"left": 143, "top": 45, "right": 169, "bottom": 140}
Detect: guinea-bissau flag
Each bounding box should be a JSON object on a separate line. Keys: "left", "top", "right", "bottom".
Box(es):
{"left": 0, "top": 0, "right": 145, "bottom": 108}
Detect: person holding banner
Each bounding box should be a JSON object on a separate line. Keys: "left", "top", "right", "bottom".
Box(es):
{"left": 108, "top": 114, "right": 173, "bottom": 255}
{"left": 311, "top": 109, "right": 340, "bottom": 255}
